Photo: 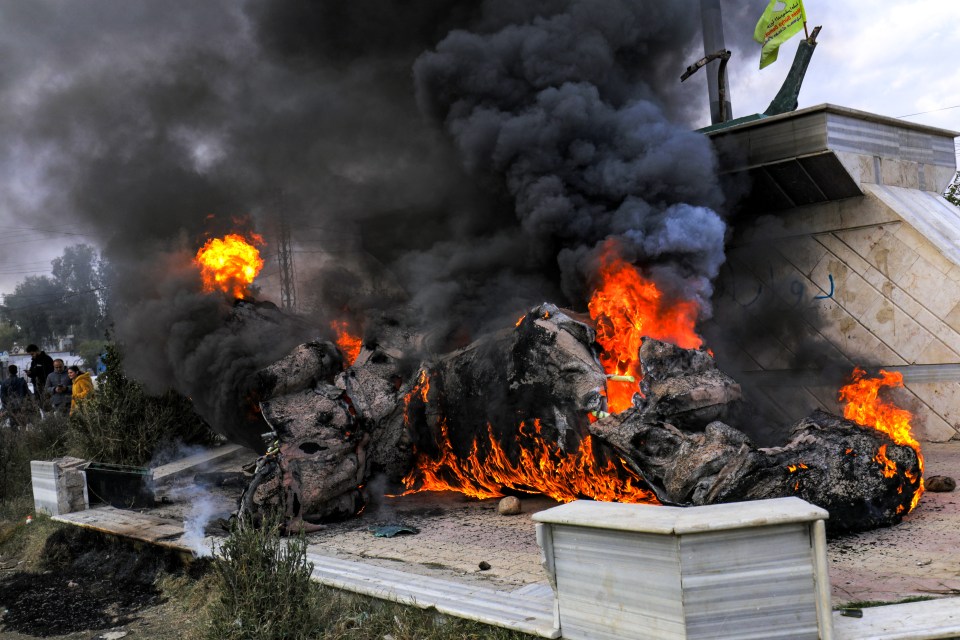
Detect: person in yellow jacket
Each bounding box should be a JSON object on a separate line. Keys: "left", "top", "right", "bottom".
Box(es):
{"left": 67, "top": 365, "right": 94, "bottom": 415}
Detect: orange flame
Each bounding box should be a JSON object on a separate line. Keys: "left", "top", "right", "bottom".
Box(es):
{"left": 400, "top": 372, "right": 657, "bottom": 504}
{"left": 839, "top": 368, "right": 924, "bottom": 511}
{"left": 588, "top": 247, "right": 702, "bottom": 413}
{"left": 195, "top": 233, "right": 264, "bottom": 298}
{"left": 331, "top": 319, "right": 362, "bottom": 365}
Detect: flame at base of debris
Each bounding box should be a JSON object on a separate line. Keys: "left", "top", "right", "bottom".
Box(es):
{"left": 401, "top": 419, "right": 658, "bottom": 504}
{"left": 588, "top": 245, "right": 702, "bottom": 413}
{"left": 400, "top": 373, "right": 657, "bottom": 504}
{"left": 839, "top": 367, "right": 924, "bottom": 511}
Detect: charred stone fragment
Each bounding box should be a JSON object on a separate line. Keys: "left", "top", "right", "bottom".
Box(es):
{"left": 254, "top": 340, "right": 343, "bottom": 399}
{"left": 252, "top": 383, "right": 367, "bottom": 523}
{"left": 591, "top": 408, "right": 922, "bottom": 533}
{"left": 635, "top": 339, "right": 742, "bottom": 430}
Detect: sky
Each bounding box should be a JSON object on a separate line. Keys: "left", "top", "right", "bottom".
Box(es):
{"left": 0, "top": 0, "right": 957, "bottom": 298}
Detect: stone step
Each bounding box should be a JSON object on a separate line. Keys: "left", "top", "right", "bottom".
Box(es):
{"left": 832, "top": 597, "right": 960, "bottom": 640}
{"left": 306, "top": 551, "right": 559, "bottom": 638}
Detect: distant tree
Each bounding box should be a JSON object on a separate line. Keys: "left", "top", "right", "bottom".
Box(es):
{"left": 51, "top": 244, "right": 106, "bottom": 341}
{"left": 0, "top": 275, "right": 68, "bottom": 346}
{"left": 946, "top": 172, "right": 960, "bottom": 207}
{"left": 0, "top": 322, "right": 17, "bottom": 352}
{"left": 0, "top": 244, "right": 107, "bottom": 346}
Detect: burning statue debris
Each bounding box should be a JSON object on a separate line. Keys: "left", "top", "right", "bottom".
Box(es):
{"left": 238, "top": 297, "right": 923, "bottom": 535}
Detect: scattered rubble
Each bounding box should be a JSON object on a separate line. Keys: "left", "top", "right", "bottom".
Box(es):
{"left": 926, "top": 475, "right": 956, "bottom": 492}
{"left": 498, "top": 497, "right": 522, "bottom": 515}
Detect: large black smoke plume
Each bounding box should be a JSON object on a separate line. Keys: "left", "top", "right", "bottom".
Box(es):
{"left": 410, "top": 0, "right": 727, "bottom": 325}
{"left": 0, "top": 0, "right": 734, "bottom": 444}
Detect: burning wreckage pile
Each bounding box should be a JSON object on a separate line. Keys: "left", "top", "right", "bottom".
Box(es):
{"left": 232, "top": 258, "right": 923, "bottom": 536}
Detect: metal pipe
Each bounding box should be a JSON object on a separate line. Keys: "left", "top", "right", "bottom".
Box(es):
{"left": 700, "top": 0, "right": 732, "bottom": 124}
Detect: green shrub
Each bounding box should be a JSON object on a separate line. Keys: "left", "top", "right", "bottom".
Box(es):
{"left": 68, "top": 344, "right": 215, "bottom": 466}
{"left": 205, "top": 511, "right": 322, "bottom": 640}
{"left": 0, "top": 414, "right": 70, "bottom": 516}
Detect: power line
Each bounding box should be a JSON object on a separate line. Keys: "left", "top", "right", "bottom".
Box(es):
{"left": 898, "top": 104, "right": 960, "bottom": 118}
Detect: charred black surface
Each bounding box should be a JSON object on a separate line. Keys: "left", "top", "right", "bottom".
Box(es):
{"left": 591, "top": 408, "right": 922, "bottom": 533}
{"left": 0, "top": 528, "right": 204, "bottom": 637}
{"left": 414, "top": 303, "right": 607, "bottom": 464}
{"left": 636, "top": 339, "right": 743, "bottom": 430}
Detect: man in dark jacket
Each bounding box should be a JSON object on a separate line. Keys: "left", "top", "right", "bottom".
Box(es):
{"left": 26, "top": 344, "right": 54, "bottom": 405}
{"left": 1, "top": 364, "right": 31, "bottom": 428}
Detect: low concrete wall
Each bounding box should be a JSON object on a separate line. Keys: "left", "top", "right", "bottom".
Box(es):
{"left": 533, "top": 497, "right": 832, "bottom": 640}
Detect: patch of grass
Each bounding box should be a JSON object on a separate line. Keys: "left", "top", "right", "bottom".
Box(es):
{"left": 0, "top": 512, "right": 66, "bottom": 571}
{"left": 311, "top": 588, "right": 535, "bottom": 639}
{"left": 201, "top": 510, "right": 534, "bottom": 640}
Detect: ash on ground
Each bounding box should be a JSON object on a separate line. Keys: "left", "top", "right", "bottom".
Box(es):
{"left": 0, "top": 528, "right": 207, "bottom": 637}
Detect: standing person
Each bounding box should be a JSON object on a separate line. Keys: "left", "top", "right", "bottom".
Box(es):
{"left": 26, "top": 344, "right": 54, "bottom": 405}
{"left": 45, "top": 359, "right": 72, "bottom": 415}
{"left": 67, "top": 365, "right": 94, "bottom": 415}
{"left": 1, "top": 365, "right": 31, "bottom": 428}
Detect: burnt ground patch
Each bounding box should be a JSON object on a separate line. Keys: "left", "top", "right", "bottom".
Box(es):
{"left": 0, "top": 527, "right": 208, "bottom": 637}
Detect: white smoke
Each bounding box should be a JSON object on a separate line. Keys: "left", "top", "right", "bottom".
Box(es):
{"left": 182, "top": 488, "right": 216, "bottom": 558}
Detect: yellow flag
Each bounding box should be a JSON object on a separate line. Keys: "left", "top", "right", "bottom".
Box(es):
{"left": 753, "top": 0, "right": 807, "bottom": 69}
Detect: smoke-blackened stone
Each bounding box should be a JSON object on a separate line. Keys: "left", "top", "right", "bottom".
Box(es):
{"left": 255, "top": 340, "right": 343, "bottom": 399}
{"left": 635, "top": 338, "right": 742, "bottom": 430}
{"left": 591, "top": 408, "right": 923, "bottom": 533}
{"left": 256, "top": 384, "right": 367, "bottom": 522}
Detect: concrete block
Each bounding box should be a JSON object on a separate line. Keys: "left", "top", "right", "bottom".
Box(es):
{"left": 838, "top": 194, "right": 899, "bottom": 229}
{"left": 908, "top": 381, "right": 960, "bottom": 427}
{"left": 810, "top": 302, "right": 901, "bottom": 366}
{"left": 945, "top": 302, "right": 960, "bottom": 333}
{"left": 881, "top": 158, "right": 921, "bottom": 190}
{"left": 31, "top": 461, "right": 59, "bottom": 516}
{"left": 810, "top": 252, "right": 878, "bottom": 317}
{"left": 914, "top": 308, "right": 960, "bottom": 358}
{"left": 895, "top": 224, "right": 957, "bottom": 275}
{"left": 150, "top": 443, "right": 249, "bottom": 484}
{"left": 862, "top": 265, "right": 893, "bottom": 293}
{"left": 916, "top": 339, "right": 960, "bottom": 365}
{"left": 886, "top": 285, "right": 925, "bottom": 322}
{"left": 533, "top": 498, "right": 832, "bottom": 640}
{"left": 930, "top": 165, "right": 958, "bottom": 194}
{"left": 834, "top": 150, "right": 872, "bottom": 186}
{"left": 31, "top": 457, "right": 88, "bottom": 516}
{"left": 907, "top": 396, "right": 958, "bottom": 442}
{"left": 777, "top": 236, "right": 828, "bottom": 278}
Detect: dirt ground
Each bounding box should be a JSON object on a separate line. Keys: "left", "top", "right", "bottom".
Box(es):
{"left": 0, "top": 527, "right": 209, "bottom": 640}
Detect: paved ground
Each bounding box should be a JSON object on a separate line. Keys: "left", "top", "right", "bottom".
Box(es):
{"left": 300, "top": 442, "right": 960, "bottom": 605}
{"left": 148, "top": 440, "right": 960, "bottom": 606}
{"left": 827, "top": 441, "right": 960, "bottom": 604}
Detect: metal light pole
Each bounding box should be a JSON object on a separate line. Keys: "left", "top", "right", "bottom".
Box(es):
{"left": 700, "top": 0, "right": 732, "bottom": 124}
